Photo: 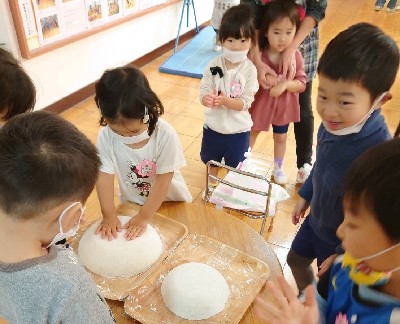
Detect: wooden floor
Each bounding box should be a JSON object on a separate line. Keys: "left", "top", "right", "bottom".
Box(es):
{"left": 60, "top": 0, "right": 400, "bottom": 286}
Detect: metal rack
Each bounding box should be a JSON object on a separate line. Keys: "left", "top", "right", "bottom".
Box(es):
{"left": 174, "top": 0, "right": 199, "bottom": 53}
{"left": 204, "top": 160, "right": 274, "bottom": 235}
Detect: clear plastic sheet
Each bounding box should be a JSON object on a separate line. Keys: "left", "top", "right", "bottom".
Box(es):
{"left": 124, "top": 234, "right": 270, "bottom": 323}
{"left": 209, "top": 157, "right": 290, "bottom": 216}
{"left": 68, "top": 213, "right": 188, "bottom": 301}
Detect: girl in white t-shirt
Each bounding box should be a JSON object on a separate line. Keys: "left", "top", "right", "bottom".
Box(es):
{"left": 94, "top": 67, "right": 192, "bottom": 240}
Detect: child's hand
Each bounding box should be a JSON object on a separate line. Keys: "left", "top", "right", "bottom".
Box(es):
{"left": 123, "top": 215, "right": 148, "bottom": 240}
{"left": 292, "top": 198, "right": 310, "bottom": 225}
{"left": 254, "top": 276, "right": 319, "bottom": 324}
{"left": 256, "top": 61, "right": 278, "bottom": 89}
{"left": 95, "top": 217, "right": 122, "bottom": 240}
{"left": 317, "top": 254, "right": 337, "bottom": 278}
{"left": 269, "top": 82, "right": 287, "bottom": 97}
{"left": 202, "top": 89, "right": 218, "bottom": 108}
{"left": 265, "top": 73, "right": 278, "bottom": 89}
{"left": 213, "top": 91, "right": 228, "bottom": 107}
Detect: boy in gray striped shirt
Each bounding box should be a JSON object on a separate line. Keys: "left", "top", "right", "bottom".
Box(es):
{"left": 0, "top": 111, "right": 115, "bottom": 324}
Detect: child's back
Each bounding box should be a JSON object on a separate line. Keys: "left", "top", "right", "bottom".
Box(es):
{"left": 0, "top": 111, "right": 115, "bottom": 323}
{"left": 0, "top": 246, "right": 114, "bottom": 322}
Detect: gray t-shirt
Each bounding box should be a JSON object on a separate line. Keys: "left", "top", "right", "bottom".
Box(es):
{"left": 0, "top": 245, "right": 115, "bottom": 323}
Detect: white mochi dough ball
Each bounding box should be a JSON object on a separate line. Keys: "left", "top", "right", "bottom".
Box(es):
{"left": 78, "top": 216, "right": 163, "bottom": 278}
{"left": 161, "top": 262, "right": 230, "bottom": 320}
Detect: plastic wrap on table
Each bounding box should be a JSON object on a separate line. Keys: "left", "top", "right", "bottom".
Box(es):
{"left": 68, "top": 213, "right": 188, "bottom": 301}
{"left": 209, "top": 170, "right": 290, "bottom": 216}
{"left": 124, "top": 234, "right": 270, "bottom": 323}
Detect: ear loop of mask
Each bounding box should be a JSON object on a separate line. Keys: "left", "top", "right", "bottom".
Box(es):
{"left": 143, "top": 106, "right": 150, "bottom": 124}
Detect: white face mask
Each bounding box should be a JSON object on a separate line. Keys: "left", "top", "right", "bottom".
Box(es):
{"left": 46, "top": 202, "right": 85, "bottom": 248}
{"left": 324, "top": 92, "right": 387, "bottom": 136}
{"left": 222, "top": 47, "right": 249, "bottom": 64}
{"left": 109, "top": 127, "right": 150, "bottom": 145}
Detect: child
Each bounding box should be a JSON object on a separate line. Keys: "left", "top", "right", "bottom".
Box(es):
{"left": 200, "top": 4, "right": 259, "bottom": 189}
{"left": 253, "top": 137, "right": 400, "bottom": 323}
{"left": 0, "top": 47, "right": 35, "bottom": 123}
{"left": 0, "top": 111, "right": 115, "bottom": 323}
{"left": 249, "top": 0, "right": 307, "bottom": 185}
{"left": 247, "top": 0, "right": 327, "bottom": 184}
{"left": 211, "top": 0, "right": 240, "bottom": 51}
{"left": 287, "top": 22, "right": 399, "bottom": 294}
{"left": 374, "top": 0, "right": 398, "bottom": 12}
{"left": 94, "top": 66, "right": 192, "bottom": 241}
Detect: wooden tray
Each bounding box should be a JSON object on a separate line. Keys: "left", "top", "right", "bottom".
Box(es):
{"left": 124, "top": 234, "right": 270, "bottom": 323}
{"left": 68, "top": 212, "right": 188, "bottom": 301}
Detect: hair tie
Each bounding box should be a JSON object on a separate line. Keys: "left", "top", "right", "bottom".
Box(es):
{"left": 143, "top": 106, "right": 149, "bottom": 124}
{"left": 298, "top": 5, "right": 305, "bottom": 21}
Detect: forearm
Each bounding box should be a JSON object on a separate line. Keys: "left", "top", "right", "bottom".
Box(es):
{"left": 96, "top": 172, "right": 118, "bottom": 220}
{"left": 139, "top": 172, "right": 174, "bottom": 220}
{"left": 290, "top": 16, "right": 317, "bottom": 50}
{"left": 221, "top": 97, "right": 244, "bottom": 111}
{"left": 283, "top": 80, "right": 303, "bottom": 93}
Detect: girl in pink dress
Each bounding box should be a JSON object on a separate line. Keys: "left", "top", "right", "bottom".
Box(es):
{"left": 249, "top": 0, "right": 307, "bottom": 184}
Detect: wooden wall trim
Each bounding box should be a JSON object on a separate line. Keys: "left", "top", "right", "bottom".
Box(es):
{"left": 45, "top": 24, "right": 206, "bottom": 114}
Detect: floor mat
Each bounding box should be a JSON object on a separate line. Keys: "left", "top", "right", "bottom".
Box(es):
{"left": 159, "top": 26, "right": 220, "bottom": 79}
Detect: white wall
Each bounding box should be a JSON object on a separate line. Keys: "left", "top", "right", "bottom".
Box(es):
{"left": 0, "top": 1, "right": 213, "bottom": 110}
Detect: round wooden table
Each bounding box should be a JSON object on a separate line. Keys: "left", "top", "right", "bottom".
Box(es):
{"left": 108, "top": 201, "right": 283, "bottom": 324}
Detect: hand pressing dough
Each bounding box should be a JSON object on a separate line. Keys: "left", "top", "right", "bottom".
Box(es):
{"left": 161, "top": 262, "right": 230, "bottom": 320}
{"left": 78, "top": 216, "right": 163, "bottom": 278}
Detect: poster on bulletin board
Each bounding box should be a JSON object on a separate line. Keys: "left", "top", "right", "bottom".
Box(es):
{"left": 9, "top": 0, "right": 176, "bottom": 58}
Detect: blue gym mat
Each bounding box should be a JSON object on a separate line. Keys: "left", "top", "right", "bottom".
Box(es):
{"left": 159, "top": 26, "right": 221, "bottom": 79}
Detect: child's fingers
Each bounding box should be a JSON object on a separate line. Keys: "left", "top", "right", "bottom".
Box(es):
{"left": 105, "top": 227, "right": 115, "bottom": 241}
{"left": 116, "top": 222, "right": 122, "bottom": 231}
{"left": 125, "top": 225, "right": 145, "bottom": 240}
{"left": 304, "top": 285, "right": 316, "bottom": 307}
{"left": 266, "top": 280, "right": 290, "bottom": 312}
{"left": 292, "top": 211, "right": 299, "bottom": 225}
{"left": 253, "top": 295, "right": 281, "bottom": 321}
{"left": 276, "top": 275, "right": 297, "bottom": 302}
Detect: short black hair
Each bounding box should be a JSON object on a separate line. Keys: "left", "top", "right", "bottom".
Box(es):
{"left": 258, "top": 0, "right": 301, "bottom": 51}
{"left": 344, "top": 138, "right": 400, "bottom": 241}
{"left": 218, "top": 4, "right": 256, "bottom": 44}
{"left": 318, "top": 23, "right": 400, "bottom": 102}
{"left": 0, "top": 111, "right": 100, "bottom": 220}
{"left": 0, "top": 47, "right": 36, "bottom": 120}
{"left": 95, "top": 66, "right": 164, "bottom": 136}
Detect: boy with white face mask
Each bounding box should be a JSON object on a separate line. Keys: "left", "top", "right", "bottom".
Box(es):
{"left": 200, "top": 4, "right": 259, "bottom": 190}
{"left": 0, "top": 111, "right": 115, "bottom": 323}
{"left": 286, "top": 22, "right": 399, "bottom": 295}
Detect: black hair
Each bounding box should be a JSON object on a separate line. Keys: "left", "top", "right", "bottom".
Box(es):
{"left": 0, "top": 47, "right": 36, "bottom": 120}
{"left": 94, "top": 66, "right": 164, "bottom": 136}
{"left": 0, "top": 111, "right": 100, "bottom": 220}
{"left": 394, "top": 121, "right": 400, "bottom": 138}
{"left": 318, "top": 23, "right": 400, "bottom": 102}
{"left": 218, "top": 4, "right": 256, "bottom": 44}
{"left": 258, "top": 0, "right": 301, "bottom": 51}
{"left": 344, "top": 138, "right": 400, "bottom": 241}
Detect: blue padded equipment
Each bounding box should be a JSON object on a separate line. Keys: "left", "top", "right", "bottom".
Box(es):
{"left": 159, "top": 26, "right": 221, "bottom": 79}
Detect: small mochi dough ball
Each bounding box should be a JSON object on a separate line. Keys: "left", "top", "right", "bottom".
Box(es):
{"left": 161, "top": 262, "right": 230, "bottom": 320}
{"left": 78, "top": 215, "right": 163, "bottom": 278}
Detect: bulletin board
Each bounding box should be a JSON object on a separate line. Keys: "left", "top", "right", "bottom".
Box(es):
{"left": 8, "top": 0, "right": 180, "bottom": 59}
